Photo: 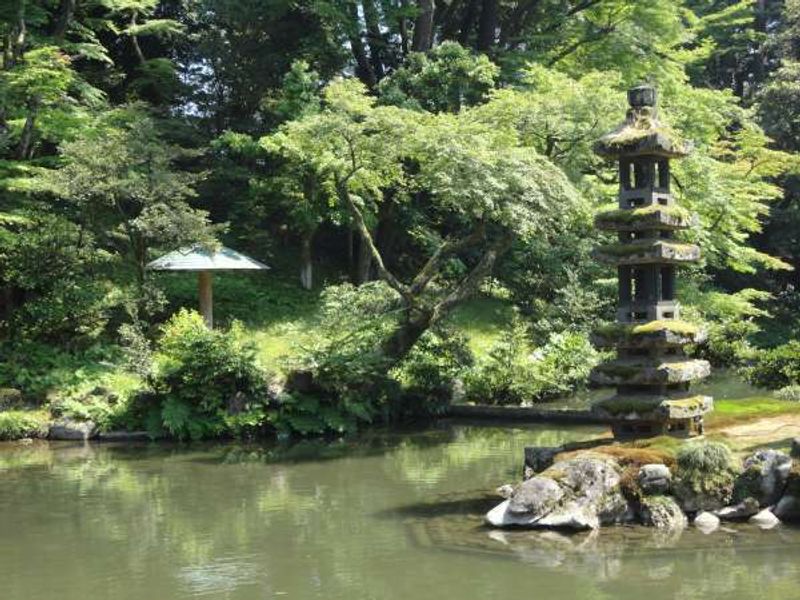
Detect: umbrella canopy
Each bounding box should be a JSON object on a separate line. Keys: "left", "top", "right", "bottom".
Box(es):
{"left": 146, "top": 245, "right": 269, "bottom": 328}
{"left": 146, "top": 245, "right": 269, "bottom": 272}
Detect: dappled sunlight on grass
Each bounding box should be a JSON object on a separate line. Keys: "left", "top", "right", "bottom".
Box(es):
{"left": 445, "top": 297, "right": 515, "bottom": 357}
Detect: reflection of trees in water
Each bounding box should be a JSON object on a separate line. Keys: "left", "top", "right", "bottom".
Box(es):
{"left": 388, "top": 425, "right": 602, "bottom": 488}
{"left": 4, "top": 429, "right": 797, "bottom": 600}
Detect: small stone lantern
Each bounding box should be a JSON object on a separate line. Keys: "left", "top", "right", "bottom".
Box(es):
{"left": 589, "top": 86, "right": 713, "bottom": 439}
{"left": 147, "top": 244, "right": 269, "bottom": 328}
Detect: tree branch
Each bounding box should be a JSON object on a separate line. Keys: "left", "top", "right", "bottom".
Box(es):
{"left": 432, "top": 232, "right": 513, "bottom": 320}
{"left": 409, "top": 222, "right": 486, "bottom": 295}
{"left": 336, "top": 178, "right": 412, "bottom": 301}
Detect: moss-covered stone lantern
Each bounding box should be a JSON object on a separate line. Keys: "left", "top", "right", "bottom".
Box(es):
{"left": 590, "top": 85, "right": 713, "bottom": 439}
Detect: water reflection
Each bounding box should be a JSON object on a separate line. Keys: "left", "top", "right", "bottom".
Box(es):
{"left": 0, "top": 426, "right": 799, "bottom": 600}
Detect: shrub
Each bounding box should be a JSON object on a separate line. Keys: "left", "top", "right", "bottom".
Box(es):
{"left": 275, "top": 282, "right": 405, "bottom": 435}
{"left": 673, "top": 441, "right": 736, "bottom": 509}
{"left": 464, "top": 318, "right": 601, "bottom": 405}
{"left": 147, "top": 309, "right": 271, "bottom": 440}
{"left": 0, "top": 411, "right": 50, "bottom": 440}
{"left": 693, "top": 319, "right": 758, "bottom": 367}
{"left": 776, "top": 384, "right": 800, "bottom": 402}
{"left": 0, "top": 341, "right": 125, "bottom": 400}
{"left": 390, "top": 326, "right": 473, "bottom": 419}
{"left": 742, "top": 341, "right": 800, "bottom": 389}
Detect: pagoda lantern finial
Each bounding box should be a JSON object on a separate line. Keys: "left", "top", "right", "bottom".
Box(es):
{"left": 589, "top": 86, "right": 712, "bottom": 439}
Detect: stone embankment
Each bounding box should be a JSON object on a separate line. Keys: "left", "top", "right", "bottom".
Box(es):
{"left": 487, "top": 443, "right": 800, "bottom": 532}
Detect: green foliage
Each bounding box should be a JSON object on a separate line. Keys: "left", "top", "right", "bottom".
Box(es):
{"left": 683, "top": 285, "right": 771, "bottom": 367}
{"left": 276, "top": 282, "right": 402, "bottom": 434}
{"left": 379, "top": 42, "right": 499, "bottom": 113}
{"left": 148, "top": 309, "right": 271, "bottom": 440}
{"left": 776, "top": 384, "right": 800, "bottom": 402}
{"left": 464, "top": 317, "right": 601, "bottom": 405}
{"left": 743, "top": 341, "right": 800, "bottom": 389}
{"left": 390, "top": 326, "right": 473, "bottom": 418}
{"left": 0, "top": 341, "right": 123, "bottom": 400}
{"left": 0, "top": 410, "right": 49, "bottom": 440}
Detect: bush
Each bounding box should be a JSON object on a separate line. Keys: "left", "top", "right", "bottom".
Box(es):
{"left": 776, "top": 384, "right": 800, "bottom": 402}
{"left": 277, "top": 282, "right": 403, "bottom": 435}
{"left": 673, "top": 441, "right": 736, "bottom": 509}
{"left": 0, "top": 410, "right": 50, "bottom": 440}
{"left": 0, "top": 341, "right": 125, "bottom": 400}
{"left": 693, "top": 319, "right": 758, "bottom": 367}
{"left": 742, "top": 341, "right": 800, "bottom": 389}
{"left": 147, "top": 309, "right": 271, "bottom": 440}
{"left": 390, "top": 326, "right": 473, "bottom": 419}
{"left": 463, "top": 318, "right": 601, "bottom": 405}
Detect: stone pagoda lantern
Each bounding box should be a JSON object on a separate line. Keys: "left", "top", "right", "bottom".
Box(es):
{"left": 589, "top": 85, "right": 713, "bottom": 439}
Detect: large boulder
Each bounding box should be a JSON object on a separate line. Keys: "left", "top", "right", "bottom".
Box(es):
{"left": 773, "top": 495, "right": 800, "bottom": 522}
{"left": 693, "top": 511, "right": 720, "bottom": 534}
{"left": 734, "top": 449, "right": 792, "bottom": 507}
{"left": 486, "top": 454, "right": 631, "bottom": 530}
{"left": 640, "top": 496, "right": 687, "bottom": 530}
{"left": 0, "top": 388, "right": 24, "bottom": 410}
{"left": 749, "top": 508, "right": 780, "bottom": 529}
{"left": 638, "top": 464, "right": 672, "bottom": 495}
{"left": 49, "top": 418, "right": 97, "bottom": 441}
{"left": 715, "top": 497, "right": 760, "bottom": 521}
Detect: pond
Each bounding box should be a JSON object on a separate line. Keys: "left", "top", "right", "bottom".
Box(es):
{"left": 2, "top": 421, "right": 799, "bottom": 600}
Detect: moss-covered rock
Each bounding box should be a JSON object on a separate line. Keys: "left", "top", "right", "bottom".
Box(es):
{"left": 486, "top": 454, "right": 631, "bottom": 530}
{"left": 673, "top": 441, "right": 736, "bottom": 512}
{"left": 591, "top": 358, "right": 710, "bottom": 386}
{"left": 640, "top": 495, "right": 687, "bottom": 529}
{"left": 733, "top": 449, "right": 792, "bottom": 506}
{"left": 595, "top": 204, "right": 695, "bottom": 231}
{"left": 592, "top": 320, "right": 706, "bottom": 348}
{"left": 594, "top": 240, "right": 700, "bottom": 265}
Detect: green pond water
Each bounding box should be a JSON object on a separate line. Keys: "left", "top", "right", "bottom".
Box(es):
{"left": 2, "top": 419, "right": 800, "bottom": 600}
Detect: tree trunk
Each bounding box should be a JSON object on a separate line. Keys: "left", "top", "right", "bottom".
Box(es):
{"left": 399, "top": 0, "right": 410, "bottom": 55}
{"left": 476, "top": 0, "right": 497, "bottom": 51}
{"left": 15, "top": 111, "right": 35, "bottom": 159}
{"left": 347, "top": 2, "right": 377, "bottom": 89}
{"left": 457, "top": 0, "right": 479, "bottom": 45}
{"left": 411, "top": 0, "right": 435, "bottom": 51}
{"left": 52, "top": 0, "right": 75, "bottom": 41}
{"left": 5, "top": 0, "right": 26, "bottom": 69}
{"left": 356, "top": 234, "right": 373, "bottom": 283}
{"left": 362, "top": 0, "right": 385, "bottom": 80}
{"left": 198, "top": 271, "right": 213, "bottom": 328}
{"left": 375, "top": 197, "right": 398, "bottom": 269}
{"left": 130, "top": 12, "right": 146, "bottom": 65}
{"left": 381, "top": 309, "right": 433, "bottom": 360}
{"left": 299, "top": 229, "right": 314, "bottom": 290}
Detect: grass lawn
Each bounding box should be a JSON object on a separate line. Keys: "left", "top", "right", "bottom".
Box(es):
{"left": 707, "top": 396, "right": 800, "bottom": 427}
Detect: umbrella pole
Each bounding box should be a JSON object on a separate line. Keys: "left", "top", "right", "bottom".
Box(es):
{"left": 198, "top": 270, "right": 213, "bottom": 328}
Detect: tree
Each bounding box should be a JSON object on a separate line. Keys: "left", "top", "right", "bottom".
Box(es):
{"left": 262, "top": 78, "right": 580, "bottom": 365}
{"left": 30, "top": 105, "right": 215, "bottom": 286}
